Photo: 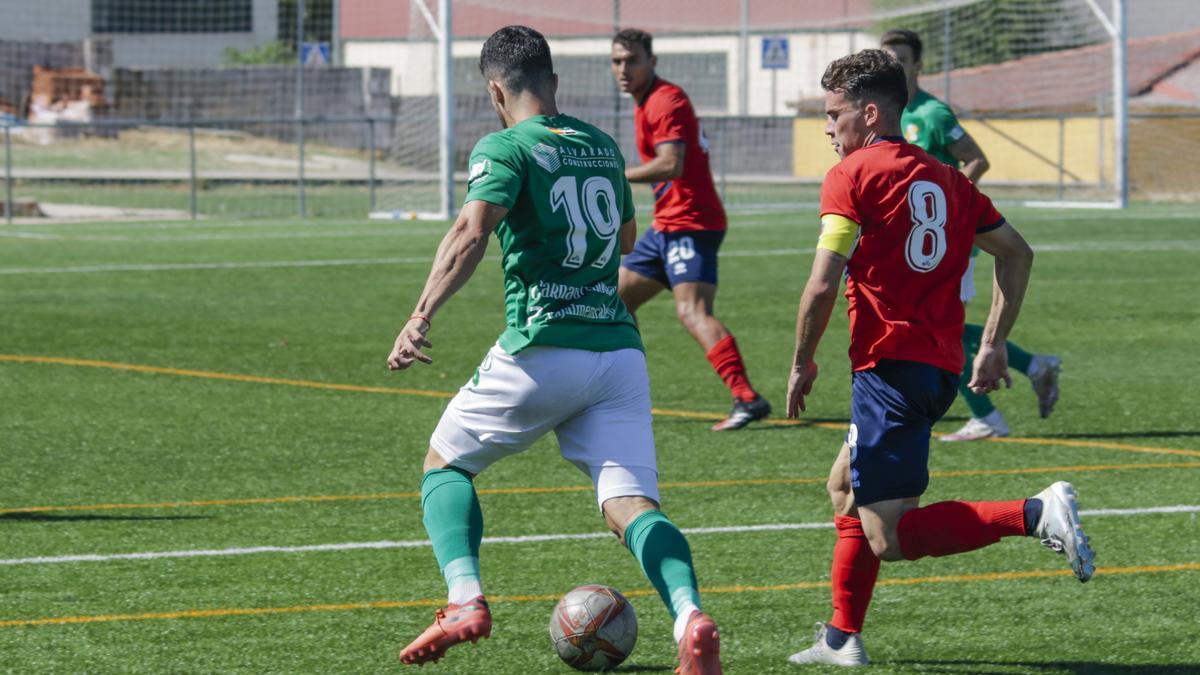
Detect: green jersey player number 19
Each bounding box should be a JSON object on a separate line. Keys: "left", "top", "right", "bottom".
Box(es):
{"left": 464, "top": 117, "right": 642, "bottom": 355}
{"left": 388, "top": 25, "right": 722, "bottom": 674}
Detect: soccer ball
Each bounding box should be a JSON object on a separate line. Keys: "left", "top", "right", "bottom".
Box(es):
{"left": 549, "top": 584, "right": 638, "bottom": 671}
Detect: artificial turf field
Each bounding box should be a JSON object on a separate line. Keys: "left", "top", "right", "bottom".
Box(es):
{"left": 1, "top": 203, "right": 1198, "bottom": 673}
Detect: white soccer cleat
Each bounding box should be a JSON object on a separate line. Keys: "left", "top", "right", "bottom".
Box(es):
{"left": 787, "top": 622, "right": 868, "bottom": 667}
{"left": 940, "top": 412, "right": 1009, "bottom": 442}
{"left": 1028, "top": 354, "right": 1062, "bottom": 418}
{"left": 1032, "top": 481, "right": 1096, "bottom": 582}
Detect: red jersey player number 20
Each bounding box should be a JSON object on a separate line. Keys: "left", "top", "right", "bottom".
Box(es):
{"left": 634, "top": 78, "right": 726, "bottom": 233}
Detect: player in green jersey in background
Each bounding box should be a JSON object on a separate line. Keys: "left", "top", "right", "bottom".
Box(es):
{"left": 881, "top": 29, "right": 1062, "bottom": 442}
{"left": 387, "top": 26, "right": 722, "bottom": 674}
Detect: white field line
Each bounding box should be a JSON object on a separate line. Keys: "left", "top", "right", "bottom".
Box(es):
{"left": 2, "top": 505, "right": 1195, "bottom": 567}
{"left": 0, "top": 228, "right": 447, "bottom": 242}
{"left": 3, "top": 240, "right": 1198, "bottom": 276}
{"left": 0, "top": 256, "right": 441, "bottom": 275}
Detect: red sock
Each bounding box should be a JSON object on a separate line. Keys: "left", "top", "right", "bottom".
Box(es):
{"left": 705, "top": 335, "right": 756, "bottom": 402}
{"left": 897, "top": 500, "right": 1027, "bottom": 560}
{"left": 829, "top": 515, "right": 880, "bottom": 634}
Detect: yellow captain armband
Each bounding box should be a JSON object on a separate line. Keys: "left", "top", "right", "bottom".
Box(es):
{"left": 817, "top": 214, "right": 860, "bottom": 257}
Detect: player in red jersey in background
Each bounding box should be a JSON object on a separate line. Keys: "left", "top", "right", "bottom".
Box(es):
{"left": 784, "top": 49, "right": 1094, "bottom": 666}
{"left": 611, "top": 29, "right": 770, "bottom": 431}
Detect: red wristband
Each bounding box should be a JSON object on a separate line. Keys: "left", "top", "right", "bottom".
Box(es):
{"left": 409, "top": 312, "right": 431, "bottom": 326}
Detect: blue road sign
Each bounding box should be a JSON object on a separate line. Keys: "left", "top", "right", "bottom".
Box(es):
{"left": 762, "top": 37, "right": 789, "bottom": 70}
{"left": 302, "top": 42, "right": 330, "bottom": 66}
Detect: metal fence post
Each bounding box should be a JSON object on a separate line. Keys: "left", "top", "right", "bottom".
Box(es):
{"left": 1057, "top": 115, "right": 1066, "bottom": 200}
{"left": 4, "top": 123, "right": 11, "bottom": 224}
{"left": 942, "top": 9, "right": 952, "bottom": 104}
{"left": 719, "top": 118, "right": 728, "bottom": 203}
{"left": 189, "top": 124, "right": 198, "bottom": 220}
{"left": 368, "top": 117, "right": 377, "bottom": 212}
{"left": 296, "top": 0, "right": 307, "bottom": 218}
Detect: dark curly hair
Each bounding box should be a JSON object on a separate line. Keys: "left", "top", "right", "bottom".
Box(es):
{"left": 613, "top": 28, "right": 653, "bottom": 57}
{"left": 881, "top": 29, "right": 923, "bottom": 63}
{"left": 479, "top": 25, "right": 555, "bottom": 95}
{"left": 820, "top": 49, "right": 908, "bottom": 115}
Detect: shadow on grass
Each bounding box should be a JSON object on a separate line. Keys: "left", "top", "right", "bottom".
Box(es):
{"left": 0, "top": 512, "right": 208, "bottom": 523}
{"left": 883, "top": 659, "right": 1200, "bottom": 674}
{"left": 613, "top": 665, "right": 674, "bottom": 673}
{"left": 1037, "top": 430, "right": 1200, "bottom": 440}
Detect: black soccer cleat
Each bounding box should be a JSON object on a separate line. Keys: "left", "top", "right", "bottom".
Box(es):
{"left": 711, "top": 396, "right": 771, "bottom": 431}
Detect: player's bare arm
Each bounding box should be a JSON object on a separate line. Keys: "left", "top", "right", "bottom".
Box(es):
{"left": 969, "top": 222, "right": 1034, "bottom": 393}
{"left": 948, "top": 131, "right": 990, "bottom": 183}
{"left": 625, "top": 141, "right": 684, "bottom": 183}
{"left": 620, "top": 217, "right": 637, "bottom": 255}
{"left": 787, "top": 248, "right": 849, "bottom": 417}
{"left": 387, "top": 200, "right": 506, "bottom": 370}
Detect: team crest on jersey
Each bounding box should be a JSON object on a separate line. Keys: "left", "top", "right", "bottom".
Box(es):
{"left": 531, "top": 143, "right": 561, "bottom": 173}
{"left": 904, "top": 123, "right": 920, "bottom": 143}
{"left": 468, "top": 159, "right": 491, "bottom": 186}
{"left": 547, "top": 126, "right": 578, "bottom": 136}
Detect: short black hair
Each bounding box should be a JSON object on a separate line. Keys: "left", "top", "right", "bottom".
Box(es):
{"left": 613, "top": 28, "right": 653, "bottom": 57}
{"left": 880, "top": 28, "right": 923, "bottom": 63}
{"left": 821, "top": 49, "right": 909, "bottom": 114}
{"left": 479, "top": 25, "right": 554, "bottom": 95}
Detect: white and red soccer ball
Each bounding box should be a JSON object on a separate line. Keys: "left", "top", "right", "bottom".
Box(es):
{"left": 549, "top": 584, "right": 638, "bottom": 671}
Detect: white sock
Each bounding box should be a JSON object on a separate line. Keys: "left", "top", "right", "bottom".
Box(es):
{"left": 443, "top": 556, "right": 483, "bottom": 605}
{"left": 673, "top": 605, "right": 700, "bottom": 643}
{"left": 448, "top": 580, "right": 483, "bottom": 605}
{"left": 980, "top": 409, "right": 1005, "bottom": 427}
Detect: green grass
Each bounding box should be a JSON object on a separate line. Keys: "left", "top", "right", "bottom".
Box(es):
{"left": 1, "top": 204, "right": 1198, "bottom": 673}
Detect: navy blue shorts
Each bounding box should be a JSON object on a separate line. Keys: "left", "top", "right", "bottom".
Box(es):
{"left": 621, "top": 228, "right": 725, "bottom": 288}
{"left": 848, "top": 360, "right": 959, "bottom": 506}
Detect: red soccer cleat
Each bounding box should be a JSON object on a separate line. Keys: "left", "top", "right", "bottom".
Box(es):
{"left": 676, "top": 611, "right": 722, "bottom": 675}
{"left": 399, "top": 596, "right": 492, "bottom": 665}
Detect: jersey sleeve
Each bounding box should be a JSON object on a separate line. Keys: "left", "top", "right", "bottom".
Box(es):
{"left": 619, "top": 174, "right": 636, "bottom": 224}
{"left": 928, "top": 101, "right": 967, "bottom": 149}
{"left": 464, "top": 133, "right": 524, "bottom": 209}
{"left": 645, "top": 89, "right": 691, "bottom": 146}
{"left": 820, "top": 164, "right": 863, "bottom": 226}
{"left": 959, "top": 174, "right": 1005, "bottom": 233}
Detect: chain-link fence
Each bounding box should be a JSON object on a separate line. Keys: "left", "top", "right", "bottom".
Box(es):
{"left": 3, "top": 0, "right": 1200, "bottom": 223}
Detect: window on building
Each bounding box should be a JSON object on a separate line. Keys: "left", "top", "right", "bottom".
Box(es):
{"left": 92, "top": 0, "right": 254, "bottom": 34}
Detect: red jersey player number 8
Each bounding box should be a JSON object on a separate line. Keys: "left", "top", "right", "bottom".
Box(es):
{"left": 904, "top": 180, "right": 948, "bottom": 273}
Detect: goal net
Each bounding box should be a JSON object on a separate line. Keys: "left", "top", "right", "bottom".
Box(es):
{"left": 353, "top": 0, "right": 1200, "bottom": 218}
{"left": 3, "top": 1, "right": 1198, "bottom": 222}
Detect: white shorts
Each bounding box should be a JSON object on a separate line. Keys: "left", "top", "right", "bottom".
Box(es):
{"left": 960, "top": 257, "right": 977, "bottom": 303}
{"left": 430, "top": 344, "right": 659, "bottom": 508}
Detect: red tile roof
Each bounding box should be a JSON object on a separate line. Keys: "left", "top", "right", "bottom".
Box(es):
{"left": 340, "top": 0, "right": 873, "bottom": 40}
{"left": 920, "top": 29, "right": 1200, "bottom": 112}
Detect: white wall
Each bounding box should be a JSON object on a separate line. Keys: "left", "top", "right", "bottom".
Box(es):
{"left": 0, "top": 0, "right": 279, "bottom": 68}
{"left": 0, "top": 0, "right": 90, "bottom": 41}
{"left": 344, "top": 30, "right": 870, "bottom": 115}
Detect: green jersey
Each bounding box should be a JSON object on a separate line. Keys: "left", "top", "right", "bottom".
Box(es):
{"left": 464, "top": 114, "right": 641, "bottom": 355}
{"left": 902, "top": 89, "right": 966, "bottom": 169}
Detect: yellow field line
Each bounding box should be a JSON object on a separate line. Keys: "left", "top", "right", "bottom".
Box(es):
{"left": 0, "top": 355, "right": 454, "bottom": 400}
{"left": 3, "top": 562, "right": 1196, "bottom": 628}
{"left": 986, "top": 435, "right": 1200, "bottom": 459}
{"left": 4, "top": 461, "right": 1198, "bottom": 515}
{"left": 4, "top": 354, "right": 1197, "bottom": 458}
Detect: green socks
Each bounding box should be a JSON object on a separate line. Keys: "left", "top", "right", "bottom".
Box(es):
{"left": 421, "top": 467, "right": 484, "bottom": 604}
{"left": 624, "top": 510, "right": 702, "bottom": 621}
{"left": 960, "top": 323, "right": 1035, "bottom": 417}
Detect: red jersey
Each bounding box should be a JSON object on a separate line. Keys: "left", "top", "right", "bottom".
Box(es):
{"left": 821, "top": 138, "right": 1005, "bottom": 374}
{"left": 634, "top": 78, "right": 726, "bottom": 232}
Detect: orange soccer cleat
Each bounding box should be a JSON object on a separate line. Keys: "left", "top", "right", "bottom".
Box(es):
{"left": 676, "top": 611, "right": 722, "bottom": 675}
{"left": 399, "top": 596, "right": 492, "bottom": 665}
